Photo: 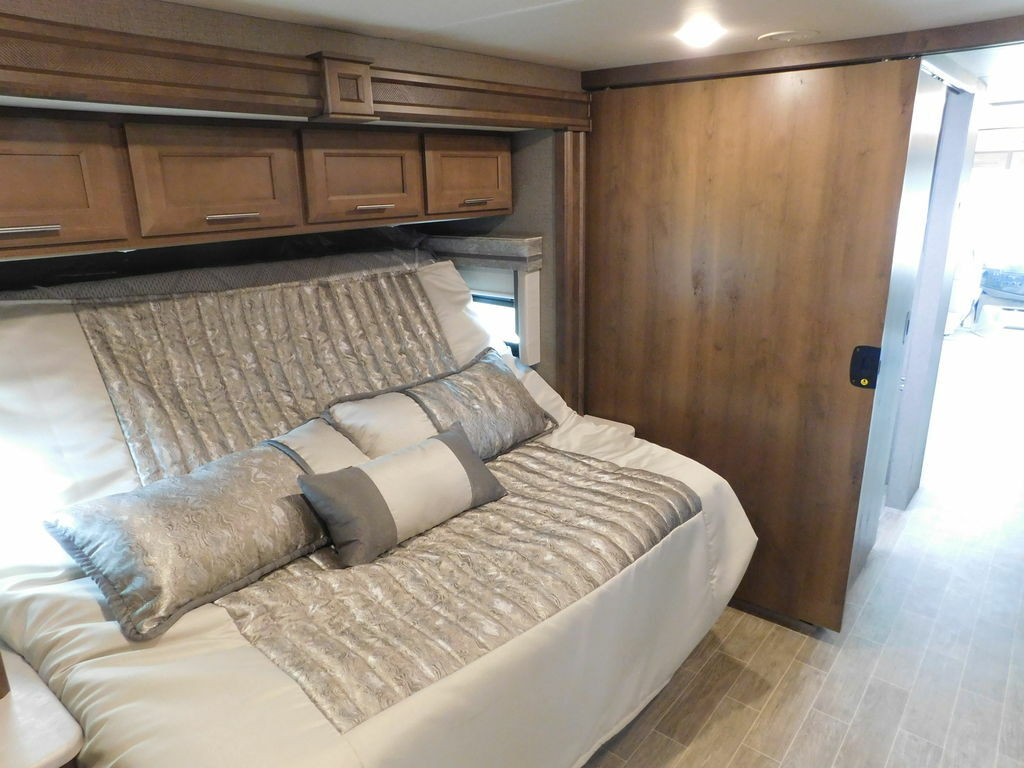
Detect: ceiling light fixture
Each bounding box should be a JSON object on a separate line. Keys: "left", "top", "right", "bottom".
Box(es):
{"left": 675, "top": 14, "right": 726, "bottom": 48}
{"left": 757, "top": 29, "right": 820, "bottom": 44}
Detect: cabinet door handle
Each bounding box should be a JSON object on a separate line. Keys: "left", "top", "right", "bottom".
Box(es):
{"left": 205, "top": 212, "right": 262, "bottom": 222}
{"left": 0, "top": 224, "right": 62, "bottom": 235}
{"left": 462, "top": 198, "right": 495, "bottom": 206}
{"left": 354, "top": 204, "right": 397, "bottom": 211}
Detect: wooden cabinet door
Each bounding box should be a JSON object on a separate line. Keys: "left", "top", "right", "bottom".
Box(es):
{"left": 301, "top": 130, "right": 423, "bottom": 223}
{"left": 0, "top": 118, "right": 127, "bottom": 250}
{"left": 125, "top": 123, "right": 302, "bottom": 237}
{"left": 424, "top": 134, "right": 512, "bottom": 215}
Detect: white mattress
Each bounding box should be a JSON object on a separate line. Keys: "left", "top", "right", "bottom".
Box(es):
{"left": 0, "top": 260, "right": 756, "bottom": 767}
{"left": 0, "top": 390, "right": 755, "bottom": 768}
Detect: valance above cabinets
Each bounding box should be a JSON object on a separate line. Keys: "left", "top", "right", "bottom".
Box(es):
{"left": 0, "top": 116, "right": 512, "bottom": 260}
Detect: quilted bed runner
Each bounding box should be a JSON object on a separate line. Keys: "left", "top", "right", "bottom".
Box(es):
{"left": 216, "top": 442, "right": 702, "bottom": 735}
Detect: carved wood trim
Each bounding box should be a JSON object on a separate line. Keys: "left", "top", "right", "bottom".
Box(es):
{"left": 371, "top": 69, "right": 591, "bottom": 131}
{"left": 0, "top": 12, "right": 322, "bottom": 116}
{"left": 310, "top": 53, "right": 379, "bottom": 123}
{"left": 0, "top": 12, "right": 590, "bottom": 130}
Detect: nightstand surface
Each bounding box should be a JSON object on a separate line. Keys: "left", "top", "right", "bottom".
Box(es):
{"left": 0, "top": 646, "right": 82, "bottom": 768}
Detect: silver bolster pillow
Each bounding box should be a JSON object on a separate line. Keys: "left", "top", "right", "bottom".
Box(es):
{"left": 299, "top": 423, "right": 506, "bottom": 567}
{"left": 406, "top": 348, "right": 556, "bottom": 460}
{"left": 45, "top": 444, "right": 327, "bottom": 642}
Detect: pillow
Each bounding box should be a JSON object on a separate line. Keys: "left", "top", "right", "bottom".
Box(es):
{"left": 299, "top": 424, "right": 506, "bottom": 567}
{"left": 406, "top": 349, "right": 555, "bottom": 460}
{"left": 327, "top": 349, "right": 556, "bottom": 462}
{"left": 416, "top": 261, "right": 492, "bottom": 367}
{"left": 327, "top": 392, "right": 437, "bottom": 459}
{"left": 45, "top": 444, "right": 326, "bottom": 641}
{"left": 263, "top": 417, "right": 369, "bottom": 473}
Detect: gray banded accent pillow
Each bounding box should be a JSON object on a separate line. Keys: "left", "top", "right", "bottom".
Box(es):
{"left": 263, "top": 417, "right": 370, "bottom": 473}
{"left": 45, "top": 444, "right": 326, "bottom": 641}
{"left": 406, "top": 348, "right": 556, "bottom": 460}
{"left": 299, "top": 423, "right": 506, "bottom": 567}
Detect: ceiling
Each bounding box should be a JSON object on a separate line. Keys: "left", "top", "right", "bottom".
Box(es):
{"left": 947, "top": 44, "right": 1024, "bottom": 103}
{"left": 161, "top": 0, "right": 1024, "bottom": 71}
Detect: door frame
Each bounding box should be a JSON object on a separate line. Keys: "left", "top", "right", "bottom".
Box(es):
{"left": 849, "top": 70, "right": 950, "bottom": 581}
{"left": 885, "top": 62, "right": 980, "bottom": 510}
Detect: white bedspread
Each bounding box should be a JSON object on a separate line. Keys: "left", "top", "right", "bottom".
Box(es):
{"left": 0, "top": 371, "right": 755, "bottom": 768}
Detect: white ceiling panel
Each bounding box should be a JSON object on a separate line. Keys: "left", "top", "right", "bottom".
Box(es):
{"left": 160, "top": 0, "right": 1024, "bottom": 71}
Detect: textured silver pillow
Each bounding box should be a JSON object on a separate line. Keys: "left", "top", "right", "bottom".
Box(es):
{"left": 406, "top": 349, "right": 556, "bottom": 460}
{"left": 299, "top": 424, "right": 506, "bottom": 567}
{"left": 45, "top": 444, "right": 327, "bottom": 641}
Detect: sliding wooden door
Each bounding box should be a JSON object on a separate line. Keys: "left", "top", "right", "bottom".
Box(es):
{"left": 585, "top": 59, "right": 920, "bottom": 629}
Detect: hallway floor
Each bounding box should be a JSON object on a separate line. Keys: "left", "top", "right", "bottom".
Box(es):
{"left": 586, "top": 328, "right": 1024, "bottom": 768}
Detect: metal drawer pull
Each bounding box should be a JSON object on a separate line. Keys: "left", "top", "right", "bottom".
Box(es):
{"left": 205, "top": 212, "right": 262, "bottom": 222}
{"left": 355, "top": 204, "right": 397, "bottom": 211}
{"left": 0, "top": 224, "right": 62, "bottom": 235}
{"left": 462, "top": 197, "right": 495, "bottom": 205}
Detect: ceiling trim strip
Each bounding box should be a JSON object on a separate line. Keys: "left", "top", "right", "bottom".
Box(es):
{"left": 582, "top": 13, "right": 1024, "bottom": 90}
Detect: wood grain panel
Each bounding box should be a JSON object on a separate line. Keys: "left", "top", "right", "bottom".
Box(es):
{"left": 555, "top": 129, "right": 587, "bottom": 410}
{"left": 301, "top": 130, "right": 423, "bottom": 223}
{"left": 424, "top": 133, "right": 512, "bottom": 215}
{"left": 125, "top": 123, "right": 302, "bottom": 237}
{"left": 582, "top": 14, "right": 1024, "bottom": 90}
{"left": 0, "top": 117, "right": 127, "bottom": 249}
{"left": 584, "top": 59, "right": 919, "bottom": 629}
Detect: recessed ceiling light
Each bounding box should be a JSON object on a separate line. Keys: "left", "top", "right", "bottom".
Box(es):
{"left": 675, "top": 14, "right": 726, "bottom": 48}
{"left": 757, "top": 29, "right": 820, "bottom": 44}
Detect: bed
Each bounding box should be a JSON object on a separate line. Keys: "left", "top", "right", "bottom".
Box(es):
{"left": 0, "top": 243, "right": 756, "bottom": 768}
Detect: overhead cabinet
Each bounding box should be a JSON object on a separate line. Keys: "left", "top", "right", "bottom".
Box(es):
{"left": 301, "top": 130, "right": 423, "bottom": 223}
{"left": 0, "top": 117, "right": 515, "bottom": 259}
{"left": 125, "top": 123, "right": 303, "bottom": 237}
{"left": 0, "top": 118, "right": 128, "bottom": 250}
{"left": 424, "top": 134, "right": 512, "bottom": 215}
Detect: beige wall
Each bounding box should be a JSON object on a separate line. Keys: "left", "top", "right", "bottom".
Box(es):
{"left": 0, "top": 0, "right": 580, "bottom": 91}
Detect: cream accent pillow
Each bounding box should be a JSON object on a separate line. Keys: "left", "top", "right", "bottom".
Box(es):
{"left": 326, "top": 392, "right": 437, "bottom": 459}
{"left": 264, "top": 418, "right": 369, "bottom": 473}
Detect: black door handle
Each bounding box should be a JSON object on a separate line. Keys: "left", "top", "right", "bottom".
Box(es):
{"left": 850, "top": 346, "right": 881, "bottom": 389}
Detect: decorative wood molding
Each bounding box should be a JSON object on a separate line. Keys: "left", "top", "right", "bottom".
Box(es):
{"left": 309, "top": 52, "right": 378, "bottom": 123}
{"left": 582, "top": 13, "right": 1024, "bottom": 90}
{"left": 0, "top": 12, "right": 590, "bottom": 130}
{"left": 0, "top": 12, "right": 322, "bottom": 116}
{"left": 555, "top": 130, "right": 586, "bottom": 411}
{"left": 371, "top": 69, "right": 591, "bottom": 130}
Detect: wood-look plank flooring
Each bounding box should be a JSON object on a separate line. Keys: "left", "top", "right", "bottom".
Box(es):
{"left": 585, "top": 330, "right": 1024, "bottom": 768}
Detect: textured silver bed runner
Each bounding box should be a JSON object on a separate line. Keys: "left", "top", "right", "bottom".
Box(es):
{"left": 216, "top": 443, "right": 701, "bottom": 735}
{"left": 75, "top": 269, "right": 455, "bottom": 484}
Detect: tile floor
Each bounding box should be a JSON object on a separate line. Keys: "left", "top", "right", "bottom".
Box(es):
{"left": 586, "top": 329, "right": 1024, "bottom": 768}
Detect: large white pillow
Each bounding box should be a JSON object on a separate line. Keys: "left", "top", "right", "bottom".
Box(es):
{"left": 416, "top": 261, "right": 493, "bottom": 367}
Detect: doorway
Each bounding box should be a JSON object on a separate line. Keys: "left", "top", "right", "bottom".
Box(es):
{"left": 879, "top": 42, "right": 1024, "bottom": 573}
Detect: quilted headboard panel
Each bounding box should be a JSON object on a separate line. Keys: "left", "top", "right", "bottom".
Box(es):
{"left": 75, "top": 265, "right": 456, "bottom": 484}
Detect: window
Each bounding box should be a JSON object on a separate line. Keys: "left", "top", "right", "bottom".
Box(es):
{"left": 470, "top": 291, "right": 519, "bottom": 357}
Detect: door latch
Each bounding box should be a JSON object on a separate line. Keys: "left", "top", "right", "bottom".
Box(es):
{"left": 849, "top": 346, "right": 881, "bottom": 389}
